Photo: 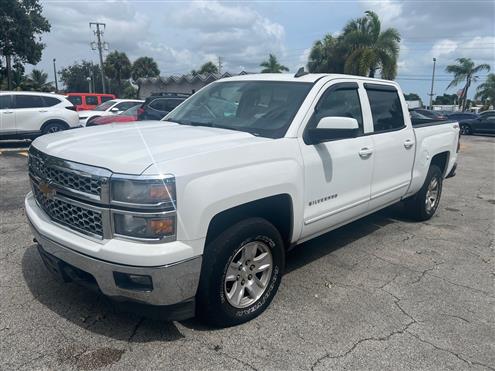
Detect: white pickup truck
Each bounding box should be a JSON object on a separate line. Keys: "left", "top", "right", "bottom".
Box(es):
{"left": 25, "top": 73, "right": 459, "bottom": 327}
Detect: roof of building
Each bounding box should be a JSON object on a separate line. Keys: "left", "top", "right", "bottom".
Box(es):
{"left": 138, "top": 71, "right": 249, "bottom": 85}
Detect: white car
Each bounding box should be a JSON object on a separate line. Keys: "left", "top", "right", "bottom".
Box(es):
{"left": 78, "top": 99, "right": 143, "bottom": 126}
{"left": 0, "top": 91, "right": 79, "bottom": 139}
{"left": 26, "top": 73, "right": 460, "bottom": 327}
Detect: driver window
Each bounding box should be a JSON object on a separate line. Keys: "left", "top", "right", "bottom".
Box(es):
{"left": 312, "top": 88, "right": 364, "bottom": 133}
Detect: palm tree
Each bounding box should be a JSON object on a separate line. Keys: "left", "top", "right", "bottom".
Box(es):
{"left": 131, "top": 56, "right": 160, "bottom": 98}
{"left": 307, "top": 34, "right": 347, "bottom": 73}
{"left": 474, "top": 73, "right": 495, "bottom": 108}
{"left": 446, "top": 58, "right": 490, "bottom": 111}
{"left": 104, "top": 51, "right": 132, "bottom": 96}
{"left": 342, "top": 11, "right": 400, "bottom": 79}
{"left": 260, "top": 54, "right": 289, "bottom": 73}
{"left": 28, "top": 69, "right": 53, "bottom": 91}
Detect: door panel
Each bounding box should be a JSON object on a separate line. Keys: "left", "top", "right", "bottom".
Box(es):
{"left": 13, "top": 95, "right": 46, "bottom": 132}
{"left": 299, "top": 83, "right": 374, "bottom": 240}
{"left": 0, "top": 95, "right": 16, "bottom": 133}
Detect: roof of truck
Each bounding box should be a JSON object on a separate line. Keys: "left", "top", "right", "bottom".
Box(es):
{"left": 222, "top": 73, "right": 396, "bottom": 85}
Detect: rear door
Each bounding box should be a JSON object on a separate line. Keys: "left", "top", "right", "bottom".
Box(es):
{"left": 299, "top": 81, "right": 374, "bottom": 240}
{"left": 364, "top": 84, "right": 415, "bottom": 211}
{"left": 13, "top": 94, "right": 47, "bottom": 132}
{"left": 0, "top": 95, "right": 16, "bottom": 133}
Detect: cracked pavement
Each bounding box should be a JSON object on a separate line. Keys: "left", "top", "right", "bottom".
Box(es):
{"left": 1, "top": 135, "right": 494, "bottom": 370}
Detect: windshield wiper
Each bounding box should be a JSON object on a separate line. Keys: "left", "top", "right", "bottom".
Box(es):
{"left": 170, "top": 119, "right": 260, "bottom": 136}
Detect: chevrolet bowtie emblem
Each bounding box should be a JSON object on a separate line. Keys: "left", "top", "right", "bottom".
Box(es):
{"left": 38, "top": 181, "right": 56, "bottom": 200}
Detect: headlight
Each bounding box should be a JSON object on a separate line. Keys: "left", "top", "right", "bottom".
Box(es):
{"left": 113, "top": 213, "right": 176, "bottom": 240}
{"left": 111, "top": 176, "right": 176, "bottom": 208}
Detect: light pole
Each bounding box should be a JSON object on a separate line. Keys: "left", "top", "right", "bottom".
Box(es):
{"left": 86, "top": 76, "right": 92, "bottom": 93}
{"left": 53, "top": 58, "right": 58, "bottom": 92}
{"left": 428, "top": 58, "right": 436, "bottom": 110}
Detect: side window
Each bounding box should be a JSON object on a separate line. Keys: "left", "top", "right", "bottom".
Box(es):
{"left": 311, "top": 87, "right": 363, "bottom": 133}
{"left": 115, "top": 102, "right": 138, "bottom": 111}
{"left": 14, "top": 95, "right": 45, "bottom": 109}
{"left": 0, "top": 95, "right": 13, "bottom": 109}
{"left": 42, "top": 96, "right": 61, "bottom": 107}
{"left": 100, "top": 96, "right": 112, "bottom": 103}
{"left": 67, "top": 96, "right": 82, "bottom": 105}
{"left": 164, "top": 99, "right": 183, "bottom": 111}
{"left": 85, "top": 96, "right": 98, "bottom": 105}
{"left": 366, "top": 87, "right": 405, "bottom": 133}
{"left": 149, "top": 98, "right": 167, "bottom": 111}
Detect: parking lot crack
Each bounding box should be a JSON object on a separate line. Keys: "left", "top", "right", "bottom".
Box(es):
{"left": 407, "top": 331, "right": 495, "bottom": 370}
{"left": 128, "top": 317, "right": 144, "bottom": 343}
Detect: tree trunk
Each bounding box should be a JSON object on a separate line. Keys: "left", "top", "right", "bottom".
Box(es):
{"left": 6, "top": 55, "right": 12, "bottom": 90}
{"left": 462, "top": 76, "right": 472, "bottom": 112}
{"left": 369, "top": 68, "right": 376, "bottom": 78}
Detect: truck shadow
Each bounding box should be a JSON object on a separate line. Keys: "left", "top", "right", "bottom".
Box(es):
{"left": 21, "top": 203, "right": 410, "bottom": 339}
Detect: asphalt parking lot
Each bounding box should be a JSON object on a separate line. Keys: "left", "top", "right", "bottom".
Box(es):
{"left": 0, "top": 135, "right": 494, "bottom": 370}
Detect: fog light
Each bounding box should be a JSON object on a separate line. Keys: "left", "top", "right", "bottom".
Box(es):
{"left": 114, "top": 272, "right": 153, "bottom": 292}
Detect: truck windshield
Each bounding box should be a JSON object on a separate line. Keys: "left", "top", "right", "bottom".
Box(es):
{"left": 165, "top": 81, "right": 312, "bottom": 138}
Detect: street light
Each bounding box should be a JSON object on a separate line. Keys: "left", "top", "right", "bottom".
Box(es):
{"left": 86, "top": 76, "right": 92, "bottom": 93}
{"left": 53, "top": 58, "right": 58, "bottom": 92}
{"left": 429, "top": 58, "right": 436, "bottom": 110}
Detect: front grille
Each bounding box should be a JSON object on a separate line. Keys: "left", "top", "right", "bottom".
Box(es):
{"left": 32, "top": 181, "right": 103, "bottom": 237}
{"left": 29, "top": 148, "right": 103, "bottom": 197}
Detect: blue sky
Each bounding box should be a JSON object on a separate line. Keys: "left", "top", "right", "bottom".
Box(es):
{"left": 36, "top": 0, "right": 494, "bottom": 103}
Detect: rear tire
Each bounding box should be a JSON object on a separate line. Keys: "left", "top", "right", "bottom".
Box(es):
{"left": 42, "top": 122, "right": 67, "bottom": 135}
{"left": 404, "top": 165, "right": 443, "bottom": 221}
{"left": 196, "top": 218, "right": 285, "bottom": 327}
{"left": 460, "top": 124, "right": 472, "bottom": 135}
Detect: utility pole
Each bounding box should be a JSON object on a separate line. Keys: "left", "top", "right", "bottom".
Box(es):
{"left": 53, "top": 58, "right": 58, "bottom": 92}
{"left": 428, "top": 57, "right": 436, "bottom": 110}
{"left": 90, "top": 22, "right": 108, "bottom": 93}
{"left": 218, "top": 56, "right": 223, "bottom": 74}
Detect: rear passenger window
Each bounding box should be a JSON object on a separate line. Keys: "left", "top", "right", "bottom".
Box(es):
{"left": 86, "top": 96, "right": 98, "bottom": 105}
{"left": 312, "top": 87, "right": 363, "bottom": 133}
{"left": 68, "top": 96, "right": 82, "bottom": 105}
{"left": 366, "top": 88, "right": 405, "bottom": 133}
{"left": 14, "top": 95, "right": 45, "bottom": 109}
{"left": 42, "top": 96, "right": 61, "bottom": 107}
{"left": 0, "top": 95, "right": 13, "bottom": 109}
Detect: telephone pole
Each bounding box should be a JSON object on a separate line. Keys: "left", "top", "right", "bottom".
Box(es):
{"left": 53, "top": 58, "right": 58, "bottom": 92}
{"left": 428, "top": 57, "right": 436, "bottom": 110}
{"left": 90, "top": 22, "right": 108, "bottom": 93}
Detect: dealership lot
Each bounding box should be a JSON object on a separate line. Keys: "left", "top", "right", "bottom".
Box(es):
{"left": 0, "top": 135, "right": 494, "bottom": 370}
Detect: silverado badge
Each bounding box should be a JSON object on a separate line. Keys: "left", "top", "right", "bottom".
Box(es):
{"left": 38, "top": 181, "right": 56, "bottom": 200}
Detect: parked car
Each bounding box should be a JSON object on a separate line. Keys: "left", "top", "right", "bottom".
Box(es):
{"left": 78, "top": 99, "right": 143, "bottom": 126}
{"left": 410, "top": 110, "right": 438, "bottom": 126}
{"left": 411, "top": 109, "right": 448, "bottom": 120}
{"left": 87, "top": 105, "right": 140, "bottom": 126}
{"left": 0, "top": 91, "right": 79, "bottom": 139}
{"left": 137, "top": 92, "right": 190, "bottom": 121}
{"left": 446, "top": 112, "right": 479, "bottom": 122}
{"left": 26, "top": 74, "right": 459, "bottom": 327}
{"left": 66, "top": 93, "right": 115, "bottom": 111}
{"left": 459, "top": 110, "right": 495, "bottom": 135}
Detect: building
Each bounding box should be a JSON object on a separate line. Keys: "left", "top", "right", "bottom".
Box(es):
{"left": 138, "top": 71, "right": 249, "bottom": 99}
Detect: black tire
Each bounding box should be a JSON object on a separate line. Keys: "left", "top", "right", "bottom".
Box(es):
{"left": 460, "top": 124, "right": 472, "bottom": 135}
{"left": 404, "top": 165, "right": 443, "bottom": 221}
{"left": 42, "top": 121, "right": 67, "bottom": 135}
{"left": 196, "top": 218, "right": 285, "bottom": 327}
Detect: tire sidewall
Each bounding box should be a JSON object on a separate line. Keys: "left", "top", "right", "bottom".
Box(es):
{"left": 199, "top": 218, "right": 284, "bottom": 326}
{"left": 42, "top": 122, "right": 66, "bottom": 135}
{"left": 420, "top": 166, "right": 443, "bottom": 219}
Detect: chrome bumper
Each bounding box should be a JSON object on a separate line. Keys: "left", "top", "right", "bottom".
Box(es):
{"left": 28, "top": 220, "right": 202, "bottom": 307}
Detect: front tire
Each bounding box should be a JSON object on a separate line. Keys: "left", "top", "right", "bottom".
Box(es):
{"left": 42, "top": 122, "right": 67, "bottom": 135}
{"left": 460, "top": 124, "right": 472, "bottom": 135}
{"left": 196, "top": 218, "right": 285, "bottom": 327}
{"left": 404, "top": 165, "right": 443, "bottom": 221}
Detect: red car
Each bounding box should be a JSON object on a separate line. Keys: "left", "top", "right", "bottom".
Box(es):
{"left": 87, "top": 105, "right": 139, "bottom": 126}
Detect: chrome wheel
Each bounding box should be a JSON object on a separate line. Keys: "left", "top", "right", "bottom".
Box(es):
{"left": 425, "top": 177, "right": 439, "bottom": 213}
{"left": 48, "top": 126, "right": 62, "bottom": 133}
{"left": 224, "top": 241, "right": 273, "bottom": 309}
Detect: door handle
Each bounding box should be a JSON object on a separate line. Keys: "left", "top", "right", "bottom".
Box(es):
{"left": 3, "top": 111, "right": 14, "bottom": 114}
{"left": 404, "top": 139, "right": 414, "bottom": 149}
{"left": 359, "top": 147, "right": 373, "bottom": 158}
{"left": 38, "top": 110, "right": 48, "bottom": 113}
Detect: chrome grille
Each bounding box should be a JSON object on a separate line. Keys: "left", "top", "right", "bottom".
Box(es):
{"left": 32, "top": 181, "right": 103, "bottom": 237}
{"left": 28, "top": 147, "right": 107, "bottom": 198}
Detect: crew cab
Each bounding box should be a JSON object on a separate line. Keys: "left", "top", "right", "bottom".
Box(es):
{"left": 25, "top": 74, "right": 459, "bottom": 327}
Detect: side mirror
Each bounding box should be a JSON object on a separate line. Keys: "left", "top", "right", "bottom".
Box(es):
{"left": 110, "top": 107, "right": 119, "bottom": 113}
{"left": 307, "top": 117, "right": 359, "bottom": 144}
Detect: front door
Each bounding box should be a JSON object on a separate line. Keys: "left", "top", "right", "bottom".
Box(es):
{"left": 299, "top": 82, "right": 374, "bottom": 240}
{"left": 0, "top": 95, "right": 16, "bottom": 134}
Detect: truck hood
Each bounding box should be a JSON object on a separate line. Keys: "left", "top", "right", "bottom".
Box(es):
{"left": 32, "top": 121, "right": 268, "bottom": 174}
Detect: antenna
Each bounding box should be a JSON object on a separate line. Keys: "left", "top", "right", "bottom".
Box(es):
{"left": 294, "top": 67, "right": 308, "bottom": 78}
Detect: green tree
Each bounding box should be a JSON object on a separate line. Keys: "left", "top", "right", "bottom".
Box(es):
{"left": 445, "top": 58, "right": 490, "bottom": 111}
{"left": 342, "top": 10, "right": 400, "bottom": 79}
{"left": 474, "top": 73, "right": 495, "bottom": 107}
{"left": 59, "top": 61, "right": 102, "bottom": 93}
{"left": 104, "top": 51, "right": 132, "bottom": 96}
{"left": 0, "top": 0, "right": 50, "bottom": 89}
{"left": 131, "top": 56, "right": 160, "bottom": 98}
{"left": 25, "top": 68, "right": 53, "bottom": 91}
{"left": 260, "top": 54, "right": 289, "bottom": 73}
{"left": 307, "top": 34, "right": 347, "bottom": 73}
{"left": 433, "top": 93, "right": 458, "bottom": 105}
{"left": 404, "top": 93, "right": 423, "bottom": 106}
{"left": 191, "top": 61, "right": 219, "bottom": 76}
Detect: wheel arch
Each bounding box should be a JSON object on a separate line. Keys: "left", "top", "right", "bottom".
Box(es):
{"left": 430, "top": 151, "right": 450, "bottom": 177}
{"left": 40, "top": 119, "right": 70, "bottom": 132}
